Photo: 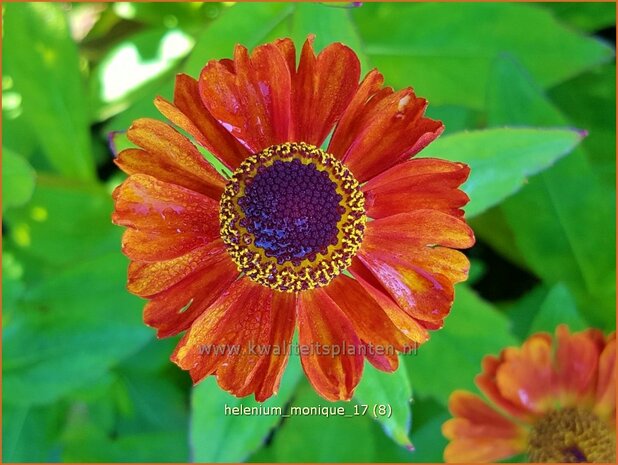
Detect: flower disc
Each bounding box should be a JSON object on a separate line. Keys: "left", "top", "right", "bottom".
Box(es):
{"left": 220, "top": 142, "right": 365, "bottom": 292}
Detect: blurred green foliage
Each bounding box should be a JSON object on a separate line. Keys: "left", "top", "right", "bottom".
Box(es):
{"left": 2, "top": 2, "right": 615, "bottom": 463}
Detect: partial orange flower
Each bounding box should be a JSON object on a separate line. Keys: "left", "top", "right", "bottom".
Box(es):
{"left": 111, "top": 36, "right": 474, "bottom": 402}
{"left": 443, "top": 325, "right": 616, "bottom": 463}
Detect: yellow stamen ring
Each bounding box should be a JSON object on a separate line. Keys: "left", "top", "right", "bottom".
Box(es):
{"left": 527, "top": 407, "right": 615, "bottom": 462}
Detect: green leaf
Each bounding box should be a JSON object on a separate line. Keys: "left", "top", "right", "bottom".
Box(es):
{"left": 550, "top": 63, "right": 616, "bottom": 186}
{"left": 504, "top": 285, "right": 550, "bottom": 341}
{"left": 185, "top": 2, "right": 294, "bottom": 75}
{"left": 112, "top": 2, "right": 222, "bottom": 29}
{"left": 539, "top": 2, "right": 616, "bottom": 32}
{"left": 3, "top": 253, "right": 152, "bottom": 407}
{"left": 2, "top": 88, "right": 38, "bottom": 159}
{"left": 2, "top": 148, "right": 35, "bottom": 212}
{"left": 190, "top": 354, "right": 303, "bottom": 462}
{"left": 271, "top": 380, "right": 377, "bottom": 462}
{"left": 351, "top": 3, "right": 614, "bottom": 109}
{"left": 3, "top": 3, "right": 95, "bottom": 181}
{"left": 406, "top": 398, "right": 450, "bottom": 462}
{"left": 405, "top": 285, "right": 517, "bottom": 406}
{"left": 288, "top": 3, "right": 370, "bottom": 71}
{"left": 3, "top": 403, "right": 65, "bottom": 462}
{"left": 61, "top": 340, "right": 190, "bottom": 462}
{"left": 4, "top": 177, "right": 120, "bottom": 266}
{"left": 62, "top": 424, "right": 188, "bottom": 462}
{"left": 487, "top": 55, "right": 616, "bottom": 330}
{"left": 420, "top": 127, "right": 584, "bottom": 217}
{"left": 354, "top": 359, "right": 413, "bottom": 448}
{"left": 470, "top": 207, "right": 528, "bottom": 270}
{"left": 426, "top": 105, "right": 482, "bottom": 136}
{"left": 530, "top": 283, "right": 589, "bottom": 334}
{"left": 2, "top": 252, "right": 26, "bottom": 322}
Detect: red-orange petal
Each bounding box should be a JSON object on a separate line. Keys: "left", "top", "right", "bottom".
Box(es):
{"left": 362, "top": 210, "right": 473, "bottom": 282}
{"left": 554, "top": 324, "right": 600, "bottom": 406}
{"left": 443, "top": 391, "right": 527, "bottom": 463}
{"left": 254, "top": 292, "right": 297, "bottom": 402}
{"left": 199, "top": 43, "right": 292, "bottom": 153}
{"left": 594, "top": 333, "right": 616, "bottom": 421}
{"left": 112, "top": 174, "right": 219, "bottom": 239}
{"left": 495, "top": 333, "right": 556, "bottom": 416}
{"left": 328, "top": 69, "right": 384, "bottom": 160}
{"left": 297, "top": 288, "right": 364, "bottom": 401}
{"left": 363, "top": 158, "right": 470, "bottom": 219}
{"left": 171, "top": 278, "right": 264, "bottom": 391}
{"left": 171, "top": 277, "right": 296, "bottom": 400}
{"left": 127, "top": 241, "right": 225, "bottom": 298}
{"left": 273, "top": 37, "right": 296, "bottom": 74}
{"left": 475, "top": 354, "right": 534, "bottom": 421}
{"left": 214, "top": 289, "right": 278, "bottom": 398}
{"left": 329, "top": 83, "right": 443, "bottom": 183}
{"left": 169, "top": 277, "right": 255, "bottom": 381}
{"left": 292, "top": 37, "right": 361, "bottom": 146}
{"left": 357, "top": 211, "right": 473, "bottom": 324}
{"left": 348, "top": 257, "right": 430, "bottom": 345}
{"left": 154, "top": 74, "right": 250, "bottom": 171}
{"left": 324, "top": 274, "right": 412, "bottom": 359}
{"left": 365, "top": 346, "right": 400, "bottom": 372}
{"left": 364, "top": 209, "right": 476, "bottom": 250}
{"left": 359, "top": 249, "right": 455, "bottom": 324}
{"left": 116, "top": 119, "right": 226, "bottom": 200}
{"left": 121, "top": 228, "right": 206, "bottom": 262}
{"left": 143, "top": 245, "right": 239, "bottom": 338}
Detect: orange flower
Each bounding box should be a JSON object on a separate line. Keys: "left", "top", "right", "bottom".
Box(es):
{"left": 112, "top": 37, "right": 474, "bottom": 402}
{"left": 443, "top": 325, "right": 616, "bottom": 462}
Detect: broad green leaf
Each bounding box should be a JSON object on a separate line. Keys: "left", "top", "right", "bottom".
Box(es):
{"left": 354, "top": 359, "right": 413, "bottom": 448}
{"left": 185, "top": 2, "right": 294, "bottom": 75}
{"left": 2, "top": 148, "right": 35, "bottom": 211}
{"left": 487, "top": 56, "right": 616, "bottom": 330}
{"left": 504, "top": 285, "right": 550, "bottom": 341}
{"left": 62, "top": 424, "right": 188, "bottom": 462}
{"left": 2, "top": 78, "right": 38, "bottom": 159}
{"left": 2, "top": 252, "right": 25, "bottom": 322}
{"left": 530, "top": 283, "right": 589, "bottom": 334}
{"left": 112, "top": 2, "right": 221, "bottom": 29}
{"left": 4, "top": 177, "right": 120, "bottom": 266}
{"left": 3, "top": 3, "right": 95, "bottom": 181}
{"left": 3, "top": 403, "right": 65, "bottom": 462}
{"left": 3, "top": 253, "right": 151, "bottom": 406}
{"left": 351, "top": 3, "right": 613, "bottom": 109}
{"left": 539, "top": 2, "right": 616, "bottom": 32}
{"left": 406, "top": 398, "right": 450, "bottom": 462}
{"left": 426, "top": 105, "right": 482, "bottom": 136}
{"left": 405, "top": 285, "right": 517, "bottom": 406}
{"left": 190, "top": 354, "right": 303, "bottom": 462}
{"left": 421, "top": 127, "right": 584, "bottom": 217}
{"left": 550, "top": 63, "right": 616, "bottom": 185}
{"left": 368, "top": 396, "right": 449, "bottom": 463}
{"left": 61, "top": 340, "right": 190, "bottom": 462}
{"left": 288, "top": 3, "right": 370, "bottom": 71}
{"left": 271, "top": 380, "right": 377, "bottom": 462}
{"left": 116, "top": 371, "right": 188, "bottom": 435}
{"left": 470, "top": 207, "right": 528, "bottom": 270}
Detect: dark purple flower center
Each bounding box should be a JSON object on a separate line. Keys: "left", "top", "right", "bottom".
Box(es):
{"left": 238, "top": 158, "right": 343, "bottom": 265}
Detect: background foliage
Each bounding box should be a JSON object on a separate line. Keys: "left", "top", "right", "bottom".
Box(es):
{"left": 2, "top": 2, "right": 616, "bottom": 462}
